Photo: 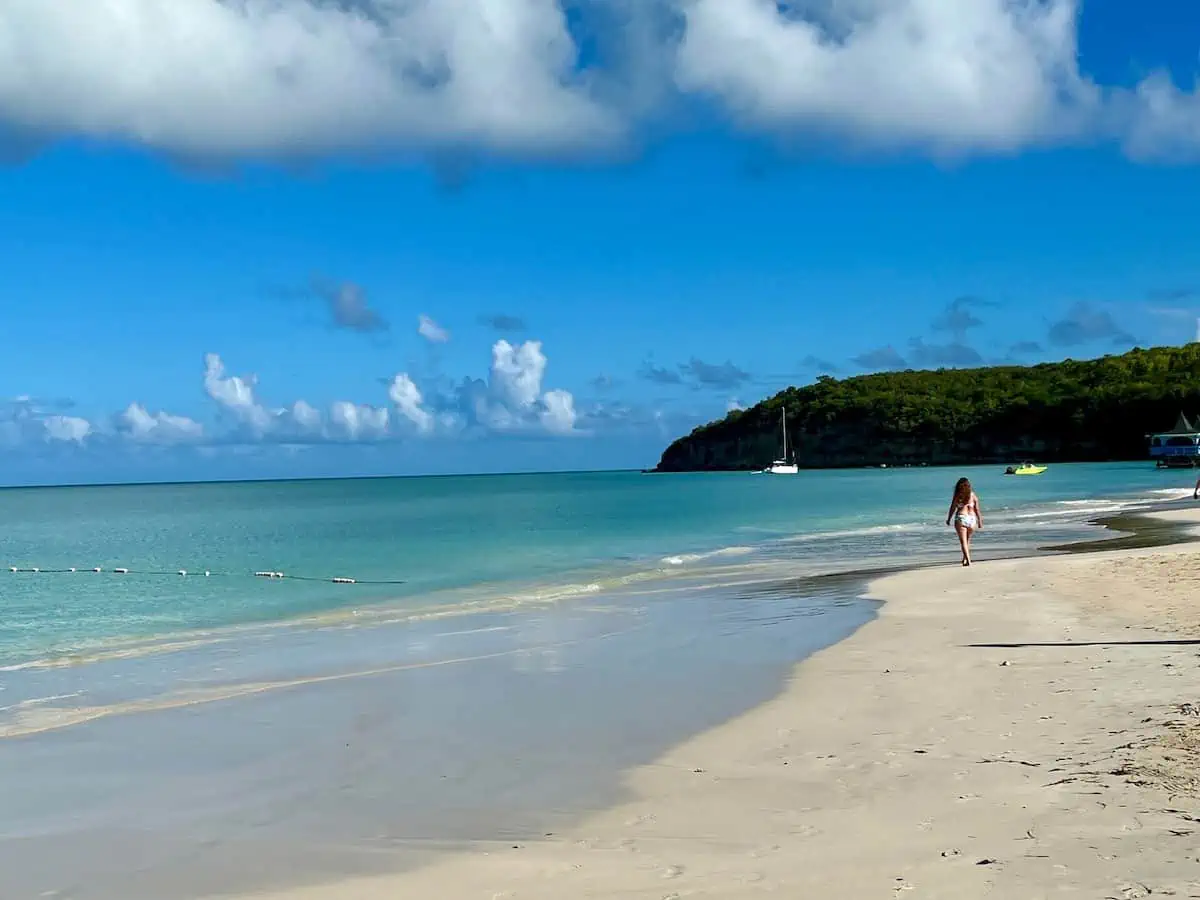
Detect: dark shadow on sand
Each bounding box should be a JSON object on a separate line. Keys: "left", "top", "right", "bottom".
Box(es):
{"left": 968, "top": 639, "right": 1200, "bottom": 649}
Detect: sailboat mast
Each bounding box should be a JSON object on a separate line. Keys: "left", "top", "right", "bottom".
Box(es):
{"left": 781, "top": 409, "right": 787, "bottom": 460}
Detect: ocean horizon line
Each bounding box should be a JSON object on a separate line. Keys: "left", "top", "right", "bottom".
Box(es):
{"left": 0, "top": 466, "right": 650, "bottom": 492}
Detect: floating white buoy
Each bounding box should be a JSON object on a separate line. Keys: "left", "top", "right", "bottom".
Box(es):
{"left": 179, "top": 570, "right": 187, "bottom": 576}
{"left": 332, "top": 577, "right": 356, "bottom": 585}
{"left": 114, "top": 568, "right": 129, "bottom": 575}
{"left": 204, "top": 571, "right": 211, "bottom": 577}
{"left": 69, "top": 567, "right": 76, "bottom": 573}
{"left": 32, "top": 568, "right": 39, "bottom": 573}
{"left": 274, "top": 571, "right": 285, "bottom": 579}
{"left": 8, "top": 567, "right": 15, "bottom": 573}
{"left": 93, "top": 567, "right": 102, "bottom": 573}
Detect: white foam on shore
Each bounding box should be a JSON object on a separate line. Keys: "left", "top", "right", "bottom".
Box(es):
{"left": 661, "top": 546, "right": 756, "bottom": 566}
{"left": 780, "top": 523, "right": 928, "bottom": 543}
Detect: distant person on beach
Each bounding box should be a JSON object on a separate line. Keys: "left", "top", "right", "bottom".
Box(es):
{"left": 946, "top": 477, "right": 982, "bottom": 567}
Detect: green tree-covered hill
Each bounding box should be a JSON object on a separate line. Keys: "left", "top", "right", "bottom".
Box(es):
{"left": 655, "top": 346, "right": 1200, "bottom": 471}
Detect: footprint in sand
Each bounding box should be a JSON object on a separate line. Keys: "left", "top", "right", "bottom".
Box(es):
{"left": 1113, "top": 883, "right": 1152, "bottom": 899}
{"left": 748, "top": 844, "right": 782, "bottom": 858}
{"left": 663, "top": 865, "right": 684, "bottom": 879}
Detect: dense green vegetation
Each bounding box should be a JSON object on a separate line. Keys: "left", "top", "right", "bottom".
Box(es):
{"left": 655, "top": 346, "right": 1200, "bottom": 471}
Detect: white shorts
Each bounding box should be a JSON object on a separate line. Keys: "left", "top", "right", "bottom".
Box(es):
{"left": 954, "top": 514, "right": 978, "bottom": 530}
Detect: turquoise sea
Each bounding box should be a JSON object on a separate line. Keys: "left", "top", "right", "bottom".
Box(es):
{"left": 1, "top": 463, "right": 1197, "bottom": 899}
{"left": 0, "top": 463, "right": 1195, "bottom": 669}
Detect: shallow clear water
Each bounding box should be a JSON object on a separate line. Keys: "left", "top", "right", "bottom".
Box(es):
{"left": 0, "top": 463, "right": 1194, "bottom": 668}
{"left": 0, "top": 462, "right": 1196, "bottom": 899}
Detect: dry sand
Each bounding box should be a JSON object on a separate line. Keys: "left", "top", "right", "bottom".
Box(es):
{"left": 236, "top": 515, "right": 1200, "bottom": 899}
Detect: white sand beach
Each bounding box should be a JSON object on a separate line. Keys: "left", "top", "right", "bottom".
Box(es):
{"left": 235, "top": 513, "right": 1200, "bottom": 899}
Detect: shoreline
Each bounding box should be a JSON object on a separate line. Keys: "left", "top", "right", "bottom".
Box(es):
{"left": 227, "top": 509, "right": 1200, "bottom": 899}
{"left": 3, "top": 467, "right": 1188, "bottom": 673}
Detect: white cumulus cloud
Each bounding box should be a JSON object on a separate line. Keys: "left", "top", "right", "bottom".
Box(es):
{"left": 491, "top": 339, "right": 547, "bottom": 411}
{"left": 118, "top": 403, "right": 204, "bottom": 444}
{"left": 540, "top": 389, "right": 578, "bottom": 435}
{"left": 291, "top": 400, "right": 324, "bottom": 434}
{"left": 388, "top": 374, "right": 435, "bottom": 435}
{"left": 42, "top": 415, "right": 92, "bottom": 444}
{"left": 203, "top": 353, "right": 275, "bottom": 435}
{"left": 9, "top": 0, "right": 1200, "bottom": 161}
{"left": 675, "top": 0, "right": 1095, "bottom": 156}
{"left": 393, "top": 338, "right": 578, "bottom": 436}
{"left": 0, "top": 0, "right": 621, "bottom": 160}
{"left": 3, "top": 337, "right": 581, "bottom": 458}
{"left": 329, "top": 401, "right": 390, "bottom": 441}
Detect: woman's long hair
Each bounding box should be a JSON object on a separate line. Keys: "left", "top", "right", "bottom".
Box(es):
{"left": 952, "top": 477, "right": 972, "bottom": 508}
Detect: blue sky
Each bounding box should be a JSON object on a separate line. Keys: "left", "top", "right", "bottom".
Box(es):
{"left": 3, "top": 1, "right": 1200, "bottom": 484}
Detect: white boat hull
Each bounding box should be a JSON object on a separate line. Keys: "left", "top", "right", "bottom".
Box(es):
{"left": 762, "top": 463, "right": 799, "bottom": 475}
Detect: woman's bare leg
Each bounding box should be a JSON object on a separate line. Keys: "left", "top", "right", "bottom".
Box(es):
{"left": 964, "top": 527, "right": 974, "bottom": 566}
{"left": 955, "top": 523, "right": 970, "bottom": 566}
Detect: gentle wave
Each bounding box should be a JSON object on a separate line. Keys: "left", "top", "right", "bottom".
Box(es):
{"left": 661, "top": 546, "right": 756, "bottom": 566}
{"left": 780, "top": 523, "right": 929, "bottom": 543}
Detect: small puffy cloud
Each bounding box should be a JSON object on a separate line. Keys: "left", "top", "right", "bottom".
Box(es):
{"left": 1117, "top": 74, "right": 1200, "bottom": 163}
{"left": 391, "top": 338, "right": 577, "bottom": 437}
{"left": 418, "top": 314, "right": 450, "bottom": 344}
{"left": 1008, "top": 340, "right": 1044, "bottom": 357}
{"left": 639, "top": 361, "right": 684, "bottom": 385}
{"left": 203, "top": 353, "right": 275, "bottom": 435}
{"left": 388, "top": 374, "right": 434, "bottom": 435}
{"left": 540, "top": 389, "right": 578, "bottom": 436}
{"left": 638, "top": 356, "right": 751, "bottom": 389}
{"left": 315, "top": 281, "right": 388, "bottom": 334}
{"left": 680, "top": 357, "right": 751, "bottom": 390}
{"left": 1047, "top": 302, "right": 1136, "bottom": 347}
{"left": 907, "top": 338, "right": 984, "bottom": 369}
{"left": 491, "top": 339, "right": 547, "bottom": 411}
{"left": 590, "top": 374, "right": 617, "bottom": 392}
{"left": 0, "top": 396, "right": 91, "bottom": 448}
{"left": 329, "top": 401, "right": 389, "bottom": 441}
{"left": 118, "top": 403, "right": 204, "bottom": 444}
{"left": 932, "top": 296, "right": 993, "bottom": 340}
{"left": 799, "top": 355, "right": 839, "bottom": 373}
{"left": 727, "top": 398, "right": 745, "bottom": 413}
{"left": 479, "top": 313, "right": 527, "bottom": 333}
{"left": 291, "top": 400, "right": 323, "bottom": 434}
{"left": 852, "top": 346, "right": 907, "bottom": 371}
{"left": 42, "top": 415, "right": 91, "bottom": 444}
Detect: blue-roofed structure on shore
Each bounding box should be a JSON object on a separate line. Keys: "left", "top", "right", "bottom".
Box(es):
{"left": 1148, "top": 412, "right": 1200, "bottom": 468}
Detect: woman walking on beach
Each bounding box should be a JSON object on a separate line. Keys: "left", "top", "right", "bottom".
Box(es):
{"left": 946, "top": 477, "right": 982, "bottom": 567}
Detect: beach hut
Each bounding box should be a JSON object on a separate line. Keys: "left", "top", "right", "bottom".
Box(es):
{"left": 1148, "top": 412, "right": 1200, "bottom": 467}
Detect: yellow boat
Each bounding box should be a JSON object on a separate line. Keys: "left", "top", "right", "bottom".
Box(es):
{"left": 1006, "top": 462, "right": 1047, "bottom": 476}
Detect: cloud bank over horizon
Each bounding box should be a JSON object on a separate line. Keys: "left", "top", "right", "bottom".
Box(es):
{"left": 1, "top": 0, "right": 1199, "bottom": 164}
{"left": 1, "top": 337, "right": 580, "bottom": 455}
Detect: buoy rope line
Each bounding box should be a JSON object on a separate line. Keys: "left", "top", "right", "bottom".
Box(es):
{"left": 4, "top": 567, "right": 405, "bottom": 586}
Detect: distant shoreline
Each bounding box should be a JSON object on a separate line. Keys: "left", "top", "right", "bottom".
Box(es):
{"left": 649, "top": 456, "right": 1169, "bottom": 474}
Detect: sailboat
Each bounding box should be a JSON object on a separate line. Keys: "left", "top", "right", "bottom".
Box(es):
{"left": 762, "top": 409, "right": 799, "bottom": 475}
